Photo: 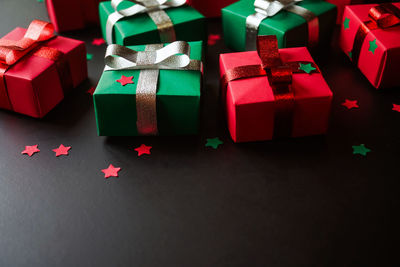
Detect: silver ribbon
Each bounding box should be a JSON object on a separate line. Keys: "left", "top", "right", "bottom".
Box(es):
{"left": 245, "top": 0, "right": 319, "bottom": 50}
{"left": 104, "top": 41, "right": 202, "bottom": 135}
{"left": 106, "top": 0, "right": 186, "bottom": 44}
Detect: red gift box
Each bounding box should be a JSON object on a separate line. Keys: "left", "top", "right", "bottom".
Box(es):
{"left": 0, "top": 20, "right": 87, "bottom": 118}
{"left": 326, "top": 0, "right": 364, "bottom": 24}
{"left": 339, "top": 3, "right": 400, "bottom": 89}
{"left": 220, "top": 36, "right": 332, "bottom": 143}
{"left": 187, "top": 0, "right": 235, "bottom": 17}
{"left": 46, "top": 0, "right": 101, "bottom": 32}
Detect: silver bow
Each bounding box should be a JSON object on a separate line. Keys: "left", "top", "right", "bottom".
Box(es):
{"left": 246, "top": 0, "right": 318, "bottom": 50}
{"left": 104, "top": 41, "right": 202, "bottom": 135}
{"left": 106, "top": 0, "right": 186, "bottom": 45}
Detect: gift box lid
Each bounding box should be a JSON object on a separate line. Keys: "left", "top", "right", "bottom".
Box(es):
{"left": 99, "top": 1, "right": 205, "bottom": 44}
{"left": 345, "top": 3, "right": 400, "bottom": 50}
{"left": 220, "top": 47, "right": 332, "bottom": 106}
{"left": 95, "top": 40, "right": 203, "bottom": 97}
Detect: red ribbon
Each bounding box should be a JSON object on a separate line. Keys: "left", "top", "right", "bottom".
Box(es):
{"left": 221, "top": 35, "right": 319, "bottom": 138}
{"left": 0, "top": 20, "right": 68, "bottom": 111}
{"left": 351, "top": 3, "right": 400, "bottom": 65}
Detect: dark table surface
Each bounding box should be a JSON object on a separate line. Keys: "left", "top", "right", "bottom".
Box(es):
{"left": 0, "top": 1, "right": 399, "bottom": 266}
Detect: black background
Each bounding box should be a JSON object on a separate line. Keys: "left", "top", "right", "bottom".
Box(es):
{"left": 0, "top": 0, "right": 399, "bottom": 266}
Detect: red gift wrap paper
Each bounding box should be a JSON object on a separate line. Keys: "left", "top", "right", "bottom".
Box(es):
{"left": 46, "top": 0, "right": 101, "bottom": 32}
{"left": 219, "top": 44, "right": 332, "bottom": 143}
{"left": 187, "top": 0, "right": 236, "bottom": 17}
{"left": 0, "top": 21, "right": 87, "bottom": 118}
{"left": 339, "top": 3, "right": 400, "bottom": 89}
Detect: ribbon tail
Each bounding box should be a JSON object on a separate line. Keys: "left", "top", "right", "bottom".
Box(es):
{"left": 136, "top": 44, "right": 163, "bottom": 136}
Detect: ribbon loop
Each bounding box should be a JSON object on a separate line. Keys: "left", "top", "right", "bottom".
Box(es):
{"left": 104, "top": 41, "right": 200, "bottom": 71}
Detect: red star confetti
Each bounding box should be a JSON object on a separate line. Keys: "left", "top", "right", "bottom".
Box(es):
{"left": 116, "top": 75, "right": 134, "bottom": 86}
{"left": 342, "top": 99, "right": 359, "bottom": 109}
{"left": 134, "top": 144, "right": 152, "bottom": 157}
{"left": 208, "top": 34, "right": 221, "bottom": 45}
{"left": 87, "top": 86, "right": 96, "bottom": 95}
{"left": 101, "top": 164, "right": 121, "bottom": 178}
{"left": 92, "top": 38, "right": 105, "bottom": 46}
{"left": 52, "top": 144, "right": 71, "bottom": 157}
{"left": 392, "top": 104, "right": 400, "bottom": 112}
{"left": 21, "top": 145, "right": 40, "bottom": 157}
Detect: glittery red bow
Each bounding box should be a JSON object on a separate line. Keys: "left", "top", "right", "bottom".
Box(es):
{"left": 221, "top": 35, "right": 319, "bottom": 138}
{"left": 351, "top": 3, "right": 400, "bottom": 64}
{"left": 0, "top": 20, "right": 69, "bottom": 111}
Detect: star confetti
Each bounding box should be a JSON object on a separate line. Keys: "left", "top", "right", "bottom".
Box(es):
{"left": 116, "top": 75, "right": 134, "bottom": 86}
{"left": 342, "top": 99, "right": 359, "bottom": 109}
{"left": 92, "top": 38, "right": 105, "bottom": 46}
{"left": 86, "top": 53, "right": 93, "bottom": 61}
{"left": 52, "top": 144, "right": 71, "bottom": 157}
{"left": 299, "top": 63, "right": 316, "bottom": 74}
{"left": 37, "top": 0, "right": 43, "bottom": 2}
{"left": 87, "top": 86, "right": 96, "bottom": 95}
{"left": 205, "top": 138, "right": 223, "bottom": 149}
{"left": 343, "top": 17, "right": 350, "bottom": 29}
{"left": 392, "top": 104, "right": 400, "bottom": 112}
{"left": 368, "top": 39, "right": 378, "bottom": 54}
{"left": 352, "top": 144, "right": 371, "bottom": 157}
{"left": 208, "top": 34, "right": 221, "bottom": 45}
{"left": 101, "top": 164, "right": 121, "bottom": 178}
{"left": 348, "top": 51, "right": 352, "bottom": 59}
{"left": 134, "top": 144, "right": 152, "bottom": 156}
{"left": 21, "top": 145, "right": 40, "bottom": 157}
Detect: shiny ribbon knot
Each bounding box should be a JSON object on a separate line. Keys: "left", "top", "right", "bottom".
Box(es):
{"left": 221, "top": 35, "right": 319, "bottom": 138}
{"left": 104, "top": 41, "right": 202, "bottom": 135}
{"left": 351, "top": 3, "right": 400, "bottom": 65}
{"left": 246, "top": 0, "right": 319, "bottom": 51}
{"left": 106, "top": 0, "right": 186, "bottom": 44}
{"left": 0, "top": 20, "right": 71, "bottom": 111}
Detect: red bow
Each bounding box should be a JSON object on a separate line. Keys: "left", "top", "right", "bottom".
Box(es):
{"left": 352, "top": 3, "right": 400, "bottom": 64}
{"left": 0, "top": 20, "right": 68, "bottom": 111}
{"left": 221, "top": 35, "right": 319, "bottom": 138}
{"left": 0, "top": 20, "right": 55, "bottom": 66}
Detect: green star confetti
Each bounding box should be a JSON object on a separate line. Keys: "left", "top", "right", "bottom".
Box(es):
{"left": 86, "top": 53, "right": 93, "bottom": 61}
{"left": 205, "top": 138, "right": 223, "bottom": 149}
{"left": 299, "top": 63, "right": 316, "bottom": 74}
{"left": 37, "top": 0, "right": 44, "bottom": 2}
{"left": 348, "top": 51, "right": 352, "bottom": 59}
{"left": 343, "top": 17, "right": 350, "bottom": 29}
{"left": 368, "top": 39, "right": 378, "bottom": 54}
{"left": 352, "top": 144, "right": 371, "bottom": 157}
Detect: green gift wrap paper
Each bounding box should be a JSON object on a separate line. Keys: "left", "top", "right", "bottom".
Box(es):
{"left": 93, "top": 41, "right": 203, "bottom": 136}
{"left": 222, "top": 0, "right": 337, "bottom": 51}
{"left": 99, "top": 1, "right": 207, "bottom": 46}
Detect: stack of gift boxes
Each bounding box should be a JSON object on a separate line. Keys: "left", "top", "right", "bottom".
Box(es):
{"left": 0, "top": 0, "right": 399, "bottom": 142}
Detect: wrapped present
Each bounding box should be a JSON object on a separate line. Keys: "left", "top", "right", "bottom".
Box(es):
{"left": 99, "top": 0, "right": 207, "bottom": 46}
{"left": 186, "top": 0, "right": 236, "bottom": 17}
{"left": 46, "top": 0, "right": 101, "bottom": 32}
{"left": 93, "top": 41, "right": 203, "bottom": 136}
{"left": 0, "top": 20, "right": 87, "bottom": 118}
{"left": 219, "top": 35, "right": 332, "bottom": 143}
{"left": 326, "top": 0, "right": 364, "bottom": 24}
{"left": 339, "top": 3, "right": 400, "bottom": 89}
{"left": 222, "top": 0, "right": 337, "bottom": 51}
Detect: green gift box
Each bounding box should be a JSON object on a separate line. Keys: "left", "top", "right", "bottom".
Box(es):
{"left": 99, "top": 0, "right": 207, "bottom": 46}
{"left": 93, "top": 41, "right": 203, "bottom": 136}
{"left": 222, "top": 0, "right": 337, "bottom": 51}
